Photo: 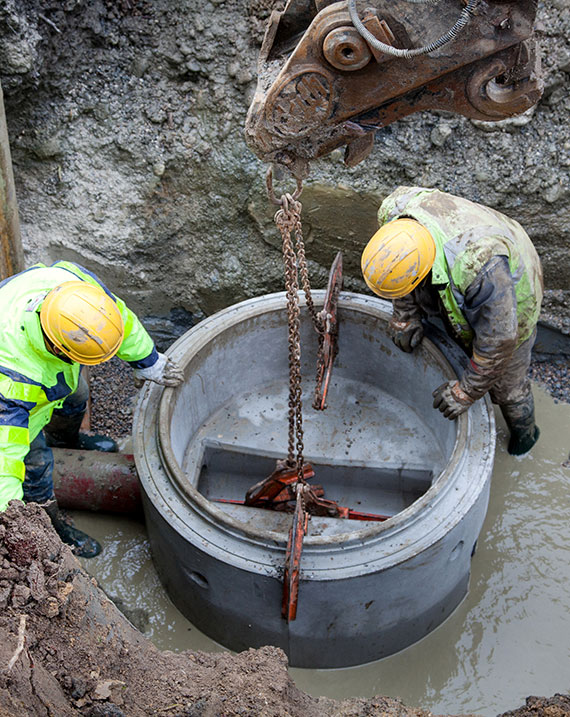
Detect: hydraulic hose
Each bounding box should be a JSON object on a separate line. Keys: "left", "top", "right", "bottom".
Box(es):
{"left": 347, "top": 0, "right": 478, "bottom": 59}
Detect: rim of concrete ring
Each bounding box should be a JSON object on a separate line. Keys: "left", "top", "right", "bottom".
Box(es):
{"left": 155, "top": 291, "right": 471, "bottom": 547}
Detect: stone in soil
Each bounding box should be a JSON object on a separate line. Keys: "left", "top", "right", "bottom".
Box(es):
{"left": 530, "top": 359, "right": 570, "bottom": 404}
{"left": 88, "top": 357, "right": 138, "bottom": 438}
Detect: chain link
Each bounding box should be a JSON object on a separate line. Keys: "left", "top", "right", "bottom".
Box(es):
{"left": 292, "top": 208, "right": 323, "bottom": 335}
{"left": 313, "top": 320, "right": 326, "bottom": 409}
{"left": 270, "top": 170, "right": 326, "bottom": 480}
{"left": 275, "top": 194, "right": 304, "bottom": 477}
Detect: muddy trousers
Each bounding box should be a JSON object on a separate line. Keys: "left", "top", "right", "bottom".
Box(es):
{"left": 43, "top": 371, "right": 89, "bottom": 450}
{"left": 488, "top": 330, "right": 540, "bottom": 455}
{"left": 22, "top": 373, "right": 89, "bottom": 504}
{"left": 22, "top": 374, "right": 102, "bottom": 558}
{"left": 22, "top": 429, "right": 102, "bottom": 558}
{"left": 43, "top": 371, "right": 117, "bottom": 453}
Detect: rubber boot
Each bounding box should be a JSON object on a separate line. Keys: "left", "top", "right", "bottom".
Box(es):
{"left": 500, "top": 397, "right": 540, "bottom": 456}
{"left": 44, "top": 412, "right": 118, "bottom": 453}
{"left": 41, "top": 499, "right": 102, "bottom": 558}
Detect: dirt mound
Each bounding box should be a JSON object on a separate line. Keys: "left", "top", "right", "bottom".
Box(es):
{"left": 500, "top": 694, "right": 570, "bottom": 717}
{"left": 0, "top": 502, "right": 567, "bottom": 715}
{"left": 0, "top": 501, "right": 434, "bottom": 716}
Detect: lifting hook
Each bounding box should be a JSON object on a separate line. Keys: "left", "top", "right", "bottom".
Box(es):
{"left": 266, "top": 166, "right": 303, "bottom": 207}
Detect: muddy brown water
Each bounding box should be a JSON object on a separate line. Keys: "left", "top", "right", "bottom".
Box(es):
{"left": 72, "top": 385, "right": 570, "bottom": 717}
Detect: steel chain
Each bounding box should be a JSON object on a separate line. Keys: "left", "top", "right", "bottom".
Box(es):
{"left": 288, "top": 199, "right": 327, "bottom": 411}
{"left": 270, "top": 169, "right": 326, "bottom": 480}
{"left": 313, "top": 324, "right": 326, "bottom": 409}
{"left": 292, "top": 208, "right": 323, "bottom": 334}
{"left": 275, "top": 194, "right": 305, "bottom": 478}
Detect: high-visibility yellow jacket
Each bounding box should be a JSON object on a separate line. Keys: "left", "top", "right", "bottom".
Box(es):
{"left": 0, "top": 261, "right": 157, "bottom": 510}
{"left": 379, "top": 187, "right": 543, "bottom": 400}
{"left": 379, "top": 186, "right": 543, "bottom": 347}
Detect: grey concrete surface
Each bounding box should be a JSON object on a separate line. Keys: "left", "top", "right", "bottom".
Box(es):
{"left": 133, "top": 291, "right": 495, "bottom": 667}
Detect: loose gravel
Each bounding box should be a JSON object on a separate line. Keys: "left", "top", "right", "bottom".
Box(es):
{"left": 86, "top": 355, "right": 570, "bottom": 442}
{"left": 530, "top": 359, "right": 570, "bottom": 405}
{"left": 88, "top": 357, "right": 138, "bottom": 438}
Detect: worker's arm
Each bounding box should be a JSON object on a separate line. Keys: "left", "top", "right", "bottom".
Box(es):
{"left": 113, "top": 297, "right": 156, "bottom": 365}
{"left": 112, "top": 297, "right": 184, "bottom": 386}
{"left": 459, "top": 255, "right": 518, "bottom": 400}
{"left": 433, "top": 256, "right": 518, "bottom": 418}
{"left": 390, "top": 292, "right": 424, "bottom": 353}
{"left": 0, "top": 380, "right": 32, "bottom": 511}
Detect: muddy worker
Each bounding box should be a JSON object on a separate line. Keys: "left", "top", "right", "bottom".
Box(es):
{"left": 0, "top": 260, "right": 184, "bottom": 557}
{"left": 361, "top": 186, "right": 543, "bottom": 456}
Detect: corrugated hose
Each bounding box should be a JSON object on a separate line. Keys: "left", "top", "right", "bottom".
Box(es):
{"left": 347, "top": 0, "right": 479, "bottom": 59}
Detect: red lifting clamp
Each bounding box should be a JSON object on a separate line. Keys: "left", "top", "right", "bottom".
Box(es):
{"left": 314, "top": 251, "right": 343, "bottom": 411}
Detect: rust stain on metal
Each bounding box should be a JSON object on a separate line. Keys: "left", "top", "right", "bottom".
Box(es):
{"left": 245, "top": 0, "right": 543, "bottom": 178}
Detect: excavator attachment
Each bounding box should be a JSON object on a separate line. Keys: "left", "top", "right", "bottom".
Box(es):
{"left": 245, "top": 0, "right": 543, "bottom": 178}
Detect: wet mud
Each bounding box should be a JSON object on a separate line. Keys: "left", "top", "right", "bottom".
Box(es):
{"left": 0, "top": 503, "right": 438, "bottom": 716}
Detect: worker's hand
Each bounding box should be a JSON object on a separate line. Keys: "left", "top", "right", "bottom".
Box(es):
{"left": 133, "top": 353, "right": 184, "bottom": 388}
{"left": 389, "top": 318, "right": 423, "bottom": 353}
{"left": 432, "top": 381, "right": 474, "bottom": 420}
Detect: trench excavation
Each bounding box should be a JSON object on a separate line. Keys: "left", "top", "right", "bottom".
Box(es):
{"left": 129, "top": 167, "right": 495, "bottom": 666}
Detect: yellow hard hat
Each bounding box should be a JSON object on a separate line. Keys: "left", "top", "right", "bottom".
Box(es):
{"left": 361, "top": 218, "right": 436, "bottom": 299}
{"left": 40, "top": 281, "right": 124, "bottom": 364}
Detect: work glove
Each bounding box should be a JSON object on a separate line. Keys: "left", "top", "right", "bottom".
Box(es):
{"left": 432, "top": 381, "right": 474, "bottom": 420}
{"left": 133, "top": 353, "right": 184, "bottom": 388}
{"left": 389, "top": 318, "right": 423, "bottom": 353}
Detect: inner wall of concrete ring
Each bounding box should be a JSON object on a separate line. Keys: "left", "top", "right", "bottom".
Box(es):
{"left": 133, "top": 292, "right": 495, "bottom": 668}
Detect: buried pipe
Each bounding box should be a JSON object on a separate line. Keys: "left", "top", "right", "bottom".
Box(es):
{"left": 52, "top": 448, "right": 142, "bottom": 514}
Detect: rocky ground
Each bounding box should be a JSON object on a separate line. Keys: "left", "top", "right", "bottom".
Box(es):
{"left": 0, "top": 503, "right": 346, "bottom": 717}
{"left": 89, "top": 359, "right": 138, "bottom": 439}
{"left": 529, "top": 359, "right": 570, "bottom": 404}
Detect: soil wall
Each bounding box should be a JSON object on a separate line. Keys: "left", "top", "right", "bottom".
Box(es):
{"left": 0, "top": 0, "right": 568, "bottom": 347}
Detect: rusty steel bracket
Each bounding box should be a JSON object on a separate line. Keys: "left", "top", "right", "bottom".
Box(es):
{"left": 302, "top": 484, "right": 390, "bottom": 521}
{"left": 314, "top": 250, "right": 343, "bottom": 410}
{"left": 216, "top": 459, "right": 392, "bottom": 620}
{"left": 282, "top": 483, "right": 308, "bottom": 621}
{"left": 217, "top": 480, "right": 390, "bottom": 521}
{"left": 245, "top": 0, "right": 543, "bottom": 178}
{"left": 244, "top": 460, "right": 315, "bottom": 508}
{"left": 228, "top": 455, "right": 390, "bottom": 523}
{"left": 280, "top": 479, "right": 390, "bottom": 621}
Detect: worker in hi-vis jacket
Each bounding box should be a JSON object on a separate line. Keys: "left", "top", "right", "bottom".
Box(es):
{"left": 361, "top": 186, "right": 543, "bottom": 457}
{"left": 0, "top": 260, "right": 184, "bottom": 557}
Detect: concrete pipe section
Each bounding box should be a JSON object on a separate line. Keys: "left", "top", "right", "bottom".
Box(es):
{"left": 133, "top": 292, "right": 495, "bottom": 668}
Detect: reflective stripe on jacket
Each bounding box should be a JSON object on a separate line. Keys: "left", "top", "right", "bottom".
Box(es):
{"left": 0, "top": 261, "right": 156, "bottom": 509}
{"left": 378, "top": 187, "right": 543, "bottom": 346}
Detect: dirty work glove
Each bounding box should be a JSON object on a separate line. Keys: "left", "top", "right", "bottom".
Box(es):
{"left": 133, "top": 353, "right": 184, "bottom": 388}
{"left": 432, "top": 381, "right": 474, "bottom": 420}
{"left": 389, "top": 318, "right": 423, "bottom": 353}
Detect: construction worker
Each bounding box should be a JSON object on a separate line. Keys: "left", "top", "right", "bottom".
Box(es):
{"left": 0, "top": 260, "right": 184, "bottom": 557}
{"left": 361, "top": 186, "right": 543, "bottom": 456}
